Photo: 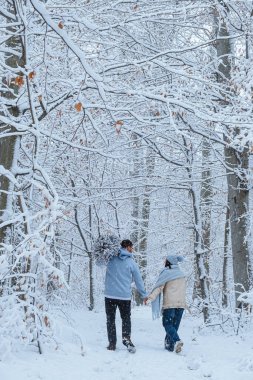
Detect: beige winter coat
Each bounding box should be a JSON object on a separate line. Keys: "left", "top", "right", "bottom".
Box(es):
{"left": 148, "top": 277, "right": 187, "bottom": 309}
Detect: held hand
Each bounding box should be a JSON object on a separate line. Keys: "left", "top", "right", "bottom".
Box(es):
{"left": 143, "top": 297, "right": 149, "bottom": 305}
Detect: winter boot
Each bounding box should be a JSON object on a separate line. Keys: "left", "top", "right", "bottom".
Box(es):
{"left": 107, "top": 343, "right": 116, "bottom": 351}
{"left": 174, "top": 340, "right": 184, "bottom": 353}
{"left": 164, "top": 337, "right": 169, "bottom": 350}
{"left": 164, "top": 337, "right": 174, "bottom": 351}
{"left": 122, "top": 338, "right": 136, "bottom": 354}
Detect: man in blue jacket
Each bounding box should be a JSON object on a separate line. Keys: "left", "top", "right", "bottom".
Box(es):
{"left": 104, "top": 239, "right": 147, "bottom": 353}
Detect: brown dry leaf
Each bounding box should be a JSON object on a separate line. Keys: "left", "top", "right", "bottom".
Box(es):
{"left": 58, "top": 21, "right": 64, "bottom": 29}
{"left": 75, "top": 102, "right": 83, "bottom": 112}
{"left": 28, "top": 71, "right": 36, "bottom": 80}
{"left": 44, "top": 316, "right": 50, "bottom": 327}
{"left": 44, "top": 197, "right": 50, "bottom": 208}
{"left": 115, "top": 120, "right": 124, "bottom": 126}
{"left": 80, "top": 138, "right": 86, "bottom": 145}
{"left": 15, "top": 76, "right": 24, "bottom": 87}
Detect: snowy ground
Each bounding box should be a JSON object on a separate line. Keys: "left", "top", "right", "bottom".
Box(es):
{"left": 1, "top": 307, "right": 253, "bottom": 380}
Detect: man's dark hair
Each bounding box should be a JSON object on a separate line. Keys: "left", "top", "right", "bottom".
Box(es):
{"left": 165, "top": 260, "right": 172, "bottom": 269}
{"left": 120, "top": 239, "right": 133, "bottom": 249}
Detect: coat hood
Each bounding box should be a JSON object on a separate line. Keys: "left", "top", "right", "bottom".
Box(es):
{"left": 118, "top": 248, "right": 132, "bottom": 260}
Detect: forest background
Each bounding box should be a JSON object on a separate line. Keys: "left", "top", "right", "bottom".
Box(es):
{"left": 0, "top": 0, "right": 253, "bottom": 356}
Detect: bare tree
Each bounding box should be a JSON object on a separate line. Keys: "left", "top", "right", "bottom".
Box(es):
{"left": 214, "top": 3, "right": 251, "bottom": 307}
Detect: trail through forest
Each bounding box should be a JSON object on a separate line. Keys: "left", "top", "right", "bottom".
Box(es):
{"left": 1, "top": 307, "right": 253, "bottom": 380}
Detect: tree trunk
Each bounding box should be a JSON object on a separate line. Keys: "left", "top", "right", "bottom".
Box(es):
{"left": 222, "top": 203, "right": 230, "bottom": 307}
{"left": 72, "top": 177, "right": 95, "bottom": 310}
{"left": 191, "top": 184, "right": 210, "bottom": 322}
{"left": 0, "top": 1, "right": 25, "bottom": 245}
{"left": 225, "top": 145, "right": 250, "bottom": 305}
{"left": 88, "top": 203, "right": 94, "bottom": 310}
{"left": 214, "top": 7, "right": 251, "bottom": 307}
{"left": 130, "top": 133, "right": 141, "bottom": 249}
{"left": 200, "top": 138, "right": 213, "bottom": 280}
{"left": 183, "top": 136, "right": 210, "bottom": 321}
{"left": 134, "top": 147, "right": 155, "bottom": 305}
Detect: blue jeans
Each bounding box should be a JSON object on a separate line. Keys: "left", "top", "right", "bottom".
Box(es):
{"left": 162, "top": 308, "right": 184, "bottom": 351}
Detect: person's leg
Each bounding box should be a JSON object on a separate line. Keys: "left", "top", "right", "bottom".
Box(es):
{"left": 173, "top": 308, "right": 184, "bottom": 353}
{"left": 173, "top": 308, "right": 184, "bottom": 332}
{"left": 118, "top": 299, "right": 131, "bottom": 342}
{"left": 105, "top": 298, "right": 117, "bottom": 348}
{"left": 162, "top": 308, "right": 180, "bottom": 351}
{"left": 118, "top": 300, "right": 135, "bottom": 352}
{"left": 164, "top": 334, "right": 170, "bottom": 350}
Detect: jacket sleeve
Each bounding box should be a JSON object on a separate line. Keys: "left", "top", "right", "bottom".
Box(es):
{"left": 148, "top": 285, "right": 164, "bottom": 302}
{"left": 131, "top": 261, "right": 147, "bottom": 298}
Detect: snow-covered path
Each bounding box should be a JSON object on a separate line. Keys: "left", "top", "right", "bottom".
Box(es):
{"left": 1, "top": 307, "right": 253, "bottom": 380}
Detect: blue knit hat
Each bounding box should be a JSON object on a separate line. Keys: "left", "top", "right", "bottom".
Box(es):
{"left": 166, "top": 255, "right": 184, "bottom": 265}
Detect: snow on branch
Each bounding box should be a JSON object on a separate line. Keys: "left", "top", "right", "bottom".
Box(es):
{"left": 30, "top": 0, "right": 102, "bottom": 83}
{"left": 238, "top": 291, "right": 253, "bottom": 306}
{"left": 0, "top": 115, "right": 29, "bottom": 132}
{"left": 0, "top": 165, "right": 19, "bottom": 186}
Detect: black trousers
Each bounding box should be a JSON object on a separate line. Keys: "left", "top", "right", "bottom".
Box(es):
{"left": 105, "top": 297, "right": 131, "bottom": 345}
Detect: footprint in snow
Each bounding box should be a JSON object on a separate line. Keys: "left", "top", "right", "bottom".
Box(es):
{"left": 187, "top": 359, "right": 201, "bottom": 371}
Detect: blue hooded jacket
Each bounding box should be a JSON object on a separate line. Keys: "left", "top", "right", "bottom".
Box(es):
{"left": 104, "top": 248, "right": 147, "bottom": 300}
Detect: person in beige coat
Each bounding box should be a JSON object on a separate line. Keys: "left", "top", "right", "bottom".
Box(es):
{"left": 145, "top": 255, "right": 186, "bottom": 353}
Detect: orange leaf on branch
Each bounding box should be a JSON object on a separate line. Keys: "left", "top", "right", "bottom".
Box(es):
{"left": 115, "top": 120, "right": 124, "bottom": 126}
{"left": 75, "top": 102, "right": 83, "bottom": 112}
{"left": 15, "top": 76, "right": 24, "bottom": 87}
{"left": 44, "top": 316, "right": 50, "bottom": 327}
{"left": 44, "top": 197, "right": 50, "bottom": 208}
{"left": 28, "top": 71, "right": 36, "bottom": 80}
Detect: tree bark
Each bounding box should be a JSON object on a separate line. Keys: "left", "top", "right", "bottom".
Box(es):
{"left": 214, "top": 6, "right": 251, "bottom": 307}
{"left": 183, "top": 136, "right": 210, "bottom": 321}
{"left": 134, "top": 147, "right": 155, "bottom": 305}
{"left": 225, "top": 144, "right": 250, "bottom": 304}
{"left": 200, "top": 138, "right": 213, "bottom": 280}
{"left": 0, "top": 1, "right": 25, "bottom": 245}
{"left": 222, "top": 203, "right": 230, "bottom": 307}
